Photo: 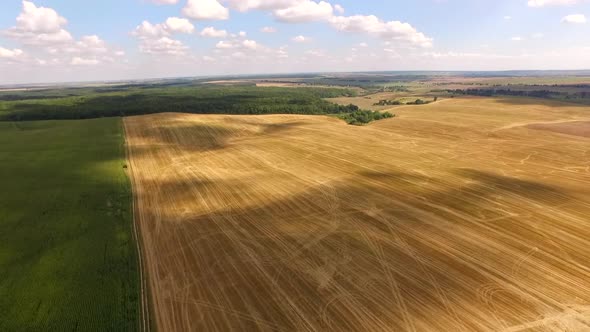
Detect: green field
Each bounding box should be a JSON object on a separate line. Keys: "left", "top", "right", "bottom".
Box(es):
{"left": 0, "top": 118, "right": 139, "bottom": 331}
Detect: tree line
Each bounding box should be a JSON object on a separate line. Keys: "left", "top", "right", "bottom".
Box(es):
{"left": 0, "top": 86, "right": 362, "bottom": 121}
{"left": 338, "top": 110, "right": 395, "bottom": 125}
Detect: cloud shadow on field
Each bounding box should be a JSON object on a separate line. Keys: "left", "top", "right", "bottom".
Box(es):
{"left": 128, "top": 117, "right": 307, "bottom": 159}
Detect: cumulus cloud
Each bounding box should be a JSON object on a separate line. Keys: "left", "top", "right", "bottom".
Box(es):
{"left": 242, "top": 39, "right": 259, "bottom": 49}
{"left": 227, "top": 0, "right": 333, "bottom": 22}
{"left": 139, "top": 37, "right": 188, "bottom": 56}
{"left": 79, "top": 35, "right": 107, "bottom": 50}
{"left": 216, "top": 39, "right": 260, "bottom": 49}
{"left": 562, "top": 14, "right": 587, "bottom": 23}
{"left": 182, "top": 0, "right": 229, "bottom": 20}
{"left": 226, "top": 0, "right": 299, "bottom": 12}
{"left": 330, "top": 15, "right": 433, "bottom": 48}
{"left": 132, "top": 17, "right": 194, "bottom": 38}
{"left": 274, "top": 1, "right": 334, "bottom": 22}
{"left": 528, "top": 0, "right": 582, "bottom": 7}
{"left": 200, "top": 27, "right": 228, "bottom": 38}
{"left": 225, "top": 0, "right": 432, "bottom": 48}
{"left": 261, "top": 26, "right": 277, "bottom": 33}
{"left": 210, "top": 34, "right": 287, "bottom": 63}
{"left": 164, "top": 17, "right": 195, "bottom": 34}
{"left": 15, "top": 0, "right": 67, "bottom": 33}
{"left": 4, "top": 1, "right": 72, "bottom": 45}
{"left": 0, "top": 47, "right": 25, "bottom": 59}
{"left": 216, "top": 40, "right": 236, "bottom": 49}
{"left": 1, "top": 0, "right": 122, "bottom": 69}
{"left": 131, "top": 18, "right": 193, "bottom": 57}
{"left": 133, "top": 21, "right": 167, "bottom": 38}
{"left": 71, "top": 57, "right": 100, "bottom": 66}
{"left": 292, "top": 35, "right": 309, "bottom": 42}
{"left": 150, "top": 0, "right": 179, "bottom": 4}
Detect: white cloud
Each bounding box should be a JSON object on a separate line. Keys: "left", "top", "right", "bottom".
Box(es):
{"left": 75, "top": 35, "right": 108, "bottom": 54}
{"left": 532, "top": 32, "right": 544, "bottom": 39}
{"left": 224, "top": 0, "right": 431, "bottom": 50}
{"left": 504, "top": 16, "right": 512, "bottom": 20}
{"left": 71, "top": 57, "right": 100, "bottom": 66}
{"left": 562, "top": 14, "right": 587, "bottom": 24}
{"left": 227, "top": 0, "right": 299, "bottom": 12}
{"left": 7, "top": 29, "right": 74, "bottom": 45}
{"left": 216, "top": 40, "right": 236, "bottom": 49}
{"left": 276, "top": 47, "right": 288, "bottom": 58}
{"left": 304, "top": 49, "right": 326, "bottom": 57}
{"left": 260, "top": 26, "right": 277, "bottom": 33}
{"left": 132, "top": 18, "right": 194, "bottom": 38}
{"left": 165, "top": 17, "right": 195, "bottom": 34}
{"left": 511, "top": 36, "right": 524, "bottom": 41}
{"left": 5, "top": 1, "right": 73, "bottom": 45}
{"left": 528, "top": 0, "right": 581, "bottom": 7}
{"left": 2, "top": 2, "right": 121, "bottom": 68}
{"left": 139, "top": 37, "right": 188, "bottom": 56}
{"left": 200, "top": 27, "right": 228, "bottom": 38}
{"left": 231, "top": 51, "right": 246, "bottom": 59}
{"left": 242, "top": 39, "right": 258, "bottom": 49}
{"left": 15, "top": 1, "right": 67, "bottom": 33}
{"left": 182, "top": 0, "right": 229, "bottom": 20}
{"left": 330, "top": 15, "right": 433, "bottom": 48}
{"left": 292, "top": 35, "right": 309, "bottom": 42}
{"left": 150, "top": 0, "right": 179, "bottom": 4}
{"left": 133, "top": 21, "right": 167, "bottom": 38}
{"left": 274, "top": 1, "right": 334, "bottom": 22}
{"left": 423, "top": 51, "right": 486, "bottom": 59}
{"left": 203, "top": 55, "right": 216, "bottom": 61}
{"left": 0, "top": 47, "right": 24, "bottom": 59}
{"left": 216, "top": 39, "right": 260, "bottom": 50}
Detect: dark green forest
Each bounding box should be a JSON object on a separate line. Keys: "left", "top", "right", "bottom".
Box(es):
{"left": 338, "top": 110, "right": 395, "bottom": 125}
{"left": 0, "top": 85, "right": 363, "bottom": 121}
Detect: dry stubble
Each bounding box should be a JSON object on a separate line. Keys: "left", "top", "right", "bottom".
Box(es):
{"left": 125, "top": 97, "right": 590, "bottom": 332}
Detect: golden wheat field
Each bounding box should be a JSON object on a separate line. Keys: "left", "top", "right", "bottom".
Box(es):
{"left": 124, "top": 97, "right": 590, "bottom": 332}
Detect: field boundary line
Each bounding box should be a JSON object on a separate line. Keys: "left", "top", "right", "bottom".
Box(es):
{"left": 122, "top": 117, "right": 152, "bottom": 332}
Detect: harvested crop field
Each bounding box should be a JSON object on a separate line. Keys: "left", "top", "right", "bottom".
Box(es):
{"left": 124, "top": 97, "right": 590, "bottom": 331}
{"left": 528, "top": 121, "right": 590, "bottom": 138}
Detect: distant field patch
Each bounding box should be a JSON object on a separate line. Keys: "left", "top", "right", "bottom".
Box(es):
{"left": 327, "top": 92, "right": 437, "bottom": 111}
{"left": 0, "top": 118, "right": 140, "bottom": 331}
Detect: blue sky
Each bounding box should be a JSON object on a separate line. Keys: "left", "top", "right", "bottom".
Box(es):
{"left": 0, "top": 0, "right": 589, "bottom": 84}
